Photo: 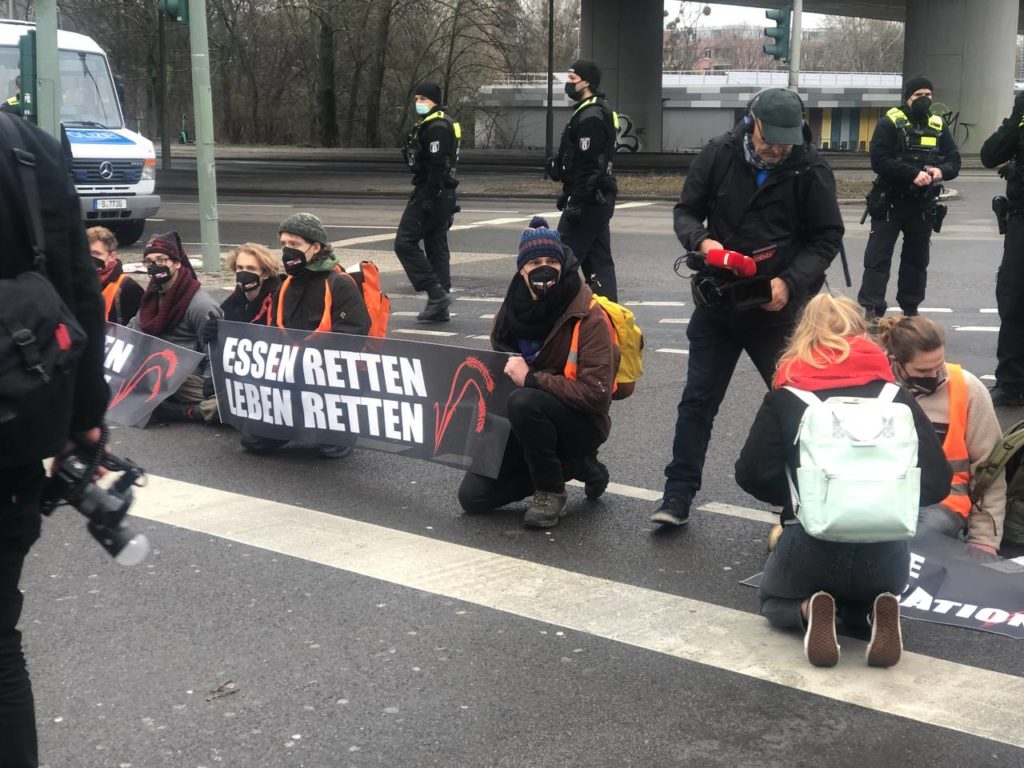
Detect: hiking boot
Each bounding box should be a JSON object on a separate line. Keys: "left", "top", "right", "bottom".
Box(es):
{"left": 153, "top": 401, "right": 206, "bottom": 424}
{"left": 804, "top": 591, "right": 840, "bottom": 668}
{"left": 866, "top": 592, "right": 902, "bottom": 668}
{"left": 319, "top": 444, "right": 354, "bottom": 459}
{"left": 523, "top": 490, "right": 568, "bottom": 529}
{"left": 578, "top": 454, "right": 610, "bottom": 500}
{"left": 989, "top": 383, "right": 1024, "bottom": 408}
{"left": 417, "top": 287, "right": 453, "bottom": 322}
{"left": 651, "top": 496, "right": 690, "bottom": 526}
{"left": 900, "top": 306, "right": 919, "bottom": 317}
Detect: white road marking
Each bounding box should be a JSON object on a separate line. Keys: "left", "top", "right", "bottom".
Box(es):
{"left": 625, "top": 301, "right": 687, "bottom": 307}
{"left": 980, "top": 309, "right": 998, "bottom": 314}
{"left": 885, "top": 307, "right": 952, "bottom": 313}
{"left": 658, "top": 319, "right": 689, "bottom": 325}
{"left": 466, "top": 334, "right": 492, "bottom": 340}
{"left": 391, "top": 328, "right": 457, "bottom": 337}
{"left": 324, "top": 225, "right": 398, "bottom": 230}
{"left": 656, "top": 348, "right": 689, "bottom": 355}
{"left": 954, "top": 326, "right": 999, "bottom": 332}
{"left": 698, "top": 502, "right": 777, "bottom": 525}
{"left": 460, "top": 209, "right": 521, "bottom": 214}
{"left": 392, "top": 310, "right": 458, "bottom": 318}
{"left": 448, "top": 296, "right": 504, "bottom": 303}
{"left": 131, "top": 474, "right": 1024, "bottom": 750}
{"left": 480, "top": 313, "right": 496, "bottom": 320}
{"left": 981, "top": 374, "right": 996, "bottom": 381}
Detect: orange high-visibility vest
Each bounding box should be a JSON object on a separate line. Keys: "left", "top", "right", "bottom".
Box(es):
{"left": 564, "top": 298, "right": 617, "bottom": 395}
{"left": 101, "top": 274, "right": 127, "bottom": 320}
{"left": 276, "top": 275, "right": 333, "bottom": 333}
{"left": 939, "top": 363, "right": 972, "bottom": 518}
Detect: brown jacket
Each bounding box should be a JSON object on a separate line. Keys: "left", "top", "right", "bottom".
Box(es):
{"left": 492, "top": 280, "right": 619, "bottom": 439}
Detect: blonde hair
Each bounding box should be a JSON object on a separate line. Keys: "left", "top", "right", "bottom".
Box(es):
{"left": 874, "top": 314, "right": 946, "bottom": 365}
{"left": 86, "top": 226, "right": 118, "bottom": 253}
{"left": 225, "top": 242, "right": 279, "bottom": 277}
{"left": 776, "top": 294, "right": 867, "bottom": 375}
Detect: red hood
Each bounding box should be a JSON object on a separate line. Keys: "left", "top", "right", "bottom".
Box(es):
{"left": 774, "top": 335, "right": 895, "bottom": 391}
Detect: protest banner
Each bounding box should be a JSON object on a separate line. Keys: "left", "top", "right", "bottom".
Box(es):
{"left": 210, "top": 321, "right": 516, "bottom": 478}
{"left": 104, "top": 323, "right": 207, "bottom": 428}
{"left": 742, "top": 530, "right": 1024, "bottom": 639}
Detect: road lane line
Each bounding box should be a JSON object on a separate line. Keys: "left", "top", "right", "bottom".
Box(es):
{"left": 658, "top": 319, "right": 689, "bottom": 324}
{"left": 656, "top": 348, "right": 689, "bottom": 355}
{"left": 954, "top": 326, "right": 999, "bottom": 332}
{"left": 131, "top": 475, "right": 1024, "bottom": 749}
{"left": 980, "top": 309, "right": 998, "bottom": 314}
{"left": 886, "top": 307, "right": 952, "bottom": 313}
{"left": 391, "top": 329, "right": 458, "bottom": 337}
{"left": 625, "top": 301, "right": 687, "bottom": 307}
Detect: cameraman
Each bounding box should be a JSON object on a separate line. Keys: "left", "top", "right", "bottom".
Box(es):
{"left": 651, "top": 88, "right": 844, "bottom": 526}
{"left": 0, "top": 116, "right": 108, "bottom": 766}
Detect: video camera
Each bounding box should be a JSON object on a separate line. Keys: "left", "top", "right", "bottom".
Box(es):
{"left": 675, "top": 249, "right": 772, "bottom": 312}
{"left": 41, "top": 426, "right": 150, "bottom": 565}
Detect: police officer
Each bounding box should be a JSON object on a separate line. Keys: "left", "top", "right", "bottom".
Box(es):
{"left": 547, "top": 60, "right": 620, "bottom": 302}
{"left": 0, "top": 114, "right": 108, "bottom": 766}
{"left": 651, "top": 88, "right": 844, "bottom": 526}
{"left": 980, "top": 91, "right": 1024, "bottom": 407}
{"left": 395, "top": 81, "right": 460, "bottom": 323}
{"left": 1, "top": 76, "right": 20, "bottom": 114}
{"left": 857, "top": 76, "right": 960, "bottom": 319}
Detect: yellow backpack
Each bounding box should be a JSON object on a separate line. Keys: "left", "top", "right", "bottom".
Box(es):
{"left": 593, "top": 295, "right": 644, "bottom": 399}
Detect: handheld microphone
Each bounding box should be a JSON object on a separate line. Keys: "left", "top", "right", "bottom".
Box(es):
{"left": 705, "top": 249, "right": 757, "bottom": 278}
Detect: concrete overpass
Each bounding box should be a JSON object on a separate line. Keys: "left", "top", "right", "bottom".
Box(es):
{"left": 582, "top": 0, "right": 1019, "bottom": 152}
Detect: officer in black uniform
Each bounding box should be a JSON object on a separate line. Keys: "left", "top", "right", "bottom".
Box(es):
{"left": 547, "top": 60, "right": 620, "bottom": 302}
{"left": 981, "top": 91, "right": 1024, "bottom": 407}
{"left": 395, "top": 81, "right": 460, "bottom": 322}
{"left": 857, "top": 76, "right": 960, "bottom": 319}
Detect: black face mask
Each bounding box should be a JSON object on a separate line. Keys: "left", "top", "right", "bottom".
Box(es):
{"left": 282, "top": 246, "right": 308, "bottom": 276}
{"left": 147, "top": 264, "right": 173, "bottom": 284}
{"left": 904, "top": 375, "right": 941, "bottom": 397}
{"left": 93, "top": 257, "right": 105, "bottom": 271}
{"left": 564, "top": 82, "right": 583, "bottom": 101}
{"left": 911, "top": 96, "right": 932, "bottom": 121}
{"left": 526, "top": 265, "right": 561, "bottom": 298}
{"left": 236, "top": 270, "right": 261, "bottom": 292}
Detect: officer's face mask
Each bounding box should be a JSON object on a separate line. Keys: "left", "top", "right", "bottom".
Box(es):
{"left": 236, "top": 270, "right": 262, "bottom": 293}
{"left": 910, "top": 95, "right": 933, "bottom": 121}
{"left": 564, "top": 81, "right": 584, "bottom": 101}
{"left": 282, "top": 246, "right": 310, "bottom": 276}
{"left": 415, "top": 102, "right": 430, "bottom": 116}
{"left": 524, "top": 264, "right": 561, "bottom": 298}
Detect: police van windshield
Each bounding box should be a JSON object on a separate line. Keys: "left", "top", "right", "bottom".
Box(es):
{"left": 0, "top": 46, "right": 122, "bottom": 129}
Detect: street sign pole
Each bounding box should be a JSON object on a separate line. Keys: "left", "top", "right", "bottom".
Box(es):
{"left": 789, "top": 0, "right": 803, "bottom": 89}
{"left": 187, "top": 0, "right": 222, "bottom": 273}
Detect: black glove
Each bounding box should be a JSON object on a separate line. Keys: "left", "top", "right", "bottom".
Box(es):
{"left": 562, "top": 203, "right": 583, "bottom": 224}
{"left": 200, "top": 312, "right": 219, "bottom": 346}
{"left": 545, "top": 156, "right": 561, "bottom": 182}
{"left": 556, "top": 193, "right": 570, "bottom": 211}
{"left": 202, "top": 376, "right": 216, "bottom": 399}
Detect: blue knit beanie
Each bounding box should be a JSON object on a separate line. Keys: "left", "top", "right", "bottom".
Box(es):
{"left": 517, "top": 216, "right": 565, "bottom": 270}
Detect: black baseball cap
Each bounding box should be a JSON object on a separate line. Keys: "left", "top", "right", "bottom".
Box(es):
{"left": 750, "top": 88, "right": 805, "bottom": 145}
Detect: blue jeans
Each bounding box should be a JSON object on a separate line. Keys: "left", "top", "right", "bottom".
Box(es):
{"left": 663, "top": 305, "right": 790, "bottom": 500}
{"left": 758, "top": 523, "right": 910, "bottom": 630}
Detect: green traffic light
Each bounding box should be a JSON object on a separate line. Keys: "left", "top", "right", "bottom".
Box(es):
{"left": 160, "top": 0, "right": 189, "bottom": 24}
{"left": 762, "top": 6, "right": 791, "bottom": 61}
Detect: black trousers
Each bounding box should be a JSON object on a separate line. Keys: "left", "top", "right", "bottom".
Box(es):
{"left": 0, "top": 465, "right": 45, "bottom": 768}
{"left": 663, "top": 305, "right": 790, "bottom": 501}
{"left": 858, "top": 200, "right": 933, "bottom": 316}
{"left": 558, "top": 202, "right": 617, "bottom": 302}
{"left": 458, "top": 388, "right": 605, "bottom": 512}
{"left": 996, "top": 214, "right": 1024, "bottom": 391}
{"left": 394, "top": 187, "right": 456, "bottom": 292}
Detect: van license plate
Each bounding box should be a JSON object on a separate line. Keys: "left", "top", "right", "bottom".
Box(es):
{"left": 94, "top": 199, "right": 128, "bottom": 210}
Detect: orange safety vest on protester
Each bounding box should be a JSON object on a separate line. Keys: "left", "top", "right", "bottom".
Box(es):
{"left": 101, "top": 274, "right": 127, "bottom": 320}
{"left": 275, "top": 275, "right": 333, "bottom": 334}
{"left": 564, "top": 298, "right": 617, "bottom": 395}
{"left": 939, "top": 363, "right": 972, "bottom": 518}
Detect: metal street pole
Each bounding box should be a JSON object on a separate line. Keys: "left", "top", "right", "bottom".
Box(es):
{"left": 187, "top": 0, "right": 221, "bottom": 273}
{"left": 545, "top": 0, "right": 554, "bottom": 159}
{"left": 35, "top": 0, "right": 60, "bottom": 138}
{"left": 788, "top": 0, "right": 803, "bottom": 89}
{"left": 158, "top": 11, "right": 171, "bottom": 170}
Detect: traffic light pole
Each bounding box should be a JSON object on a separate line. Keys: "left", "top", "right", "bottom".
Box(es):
{"left": 35, "top": 0, "right": 59, "bottom": 138}
{"left": 187, "top": 0, "right": 222, "bottom": 274}
{"left": 788, "top": 0, "right": 803, "bottom": 89}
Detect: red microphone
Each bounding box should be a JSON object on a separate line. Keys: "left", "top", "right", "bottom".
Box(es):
{"left": 705, "top": 249, "right": 757, "bottom": 278}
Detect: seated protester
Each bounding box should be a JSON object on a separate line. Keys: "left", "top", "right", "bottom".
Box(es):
{"left": 458, "top": 217, "right": 617, "bottom": 529}
{"left": 128, "top": 231, "right": 223, "bottom": 423}
{"left": 735, "top": 295, "right": 951, "bottom": 668}
{"left": 239, "top": 213, "right": 371, "bottom": 458}
{"left": 876, "top": 315, "right": 1006, "bottom": 554}
{"left": 88, "top": 225, "right": 143, "bottom": 326}
{"left": 221, "top": 242, "right": 281, "bottom": 324}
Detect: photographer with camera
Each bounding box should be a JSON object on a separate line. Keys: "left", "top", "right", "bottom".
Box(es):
{"left": 0, "top": 113, "right": 109, "bottom": 767}
{"left": 651, "top": 88, "right": 844, "bottom": 527}
{"left": 980, "top": 91, "right": 1024, "bottom": 408}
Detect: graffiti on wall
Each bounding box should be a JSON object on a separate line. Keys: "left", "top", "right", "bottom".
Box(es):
{"left": 615, "top": 113, "right": 645, "bottom": 153}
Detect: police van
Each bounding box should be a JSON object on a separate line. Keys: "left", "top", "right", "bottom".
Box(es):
{"left": 0, "top": 20, "right": 159, "bottom": 246}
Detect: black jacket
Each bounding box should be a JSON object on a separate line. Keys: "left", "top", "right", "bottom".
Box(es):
{"left": 673, "top": 123, "right": 844, "bottom": 325}
{"left": 556, "top": 96, "right": 616, "bottom": 201}
{"left": 870, "top": 106, "right": 960, "bottom": 194}
{"left": 221, "top": 274, "right": 281, "bottom": 325}
{"left": 0, "top": 115, "right": 107, "bottom": 434}
{"left": 406, "top": 107, "right": 458, "bottom": 193}
{"left": 273, "top": 264, "right": 371, "bottom": 336}
{"left": 980, "top": 109, "right": 1024, "bottom": 205}
{"left": 102, "top": 261, "right": 144, "bottom": 326}
{"left": 735, "top": 380, "right": 952, "bottom": 523}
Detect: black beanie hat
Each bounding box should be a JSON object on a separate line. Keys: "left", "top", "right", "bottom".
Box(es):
{"left": 903, "top": 76, "right": 934, "bottom": 101}
{"left": 569, "top": 59, "right": 601, "bottom": 89}
{"left": 414, "top": 81, "right": 443, "bottom": 106}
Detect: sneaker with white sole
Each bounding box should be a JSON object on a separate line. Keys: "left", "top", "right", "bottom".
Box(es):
{"left": 866, "top": 592, "right": 903, "bottom": 668}
{"left": 804, "top": 591, "right": 840, "bottom": 667}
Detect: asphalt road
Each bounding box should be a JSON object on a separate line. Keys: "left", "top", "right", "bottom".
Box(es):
{"left": 23, "top": 172, "right": 1024, "bottom": 767}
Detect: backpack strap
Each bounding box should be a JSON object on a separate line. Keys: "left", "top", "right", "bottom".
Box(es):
{"left": 972, "top": 417, "right": 1024, "bottom": 502}
{"left": 877, "top": 382, "right": 899, "bottom": 404}
{"left": 782, "top": 386, "right": 820, "bottom": 407}
{"left": 0, "top": 113, "right": 46, "bottom": 273}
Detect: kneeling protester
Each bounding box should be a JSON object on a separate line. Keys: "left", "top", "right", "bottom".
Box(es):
{"left": 457, "top": 217, "right": 619, "bottom": 529}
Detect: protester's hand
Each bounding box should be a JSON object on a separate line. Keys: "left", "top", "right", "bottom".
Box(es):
{"left": 201, "top": 312, "right": 219, "bottom": 346}
{"left": 967, "top": 541, "right": 998, "bottom": 556}
{"left": 504, "top": 356, "right": 529, "bottom": 387}
{"left": 699, "top": 238, "right": 724, "bottom": 253}
{"left": 764, "top": 278, "right": 791, "bottom": 312}
{"left": 913, "top": 170, "right": 932, "bottom": 187}
{"left": 926, "top": 166, "right": 943, "bottom": 181}
{"left": 556, "top": 193, "right": 570, "bottom": 211}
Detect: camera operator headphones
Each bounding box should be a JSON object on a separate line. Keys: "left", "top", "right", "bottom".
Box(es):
{"left": 743, "top": 88, "right": 810, "bottom": 141}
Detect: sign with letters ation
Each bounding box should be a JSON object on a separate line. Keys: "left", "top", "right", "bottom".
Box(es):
{"left": 210, "top": 321, "right": 516, "bottom": 478}
{"left": 103, "top": 323, "right": 206, "bottom": 427}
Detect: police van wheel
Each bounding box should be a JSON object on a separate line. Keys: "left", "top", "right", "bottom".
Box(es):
{"left": 110, "top": 219, "right": 146, "bottom": 248}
